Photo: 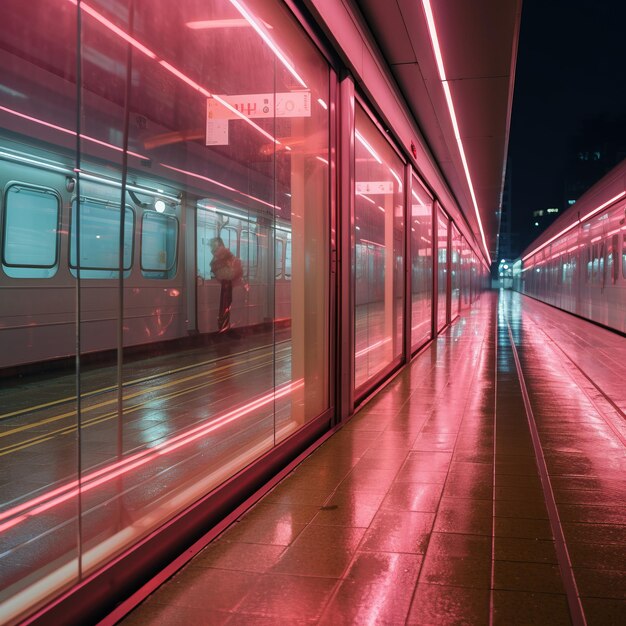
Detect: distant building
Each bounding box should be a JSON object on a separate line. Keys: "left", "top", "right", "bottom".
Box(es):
{"left": 531, "top": 206, "right": 560, "bottom": 231}
{"left": 564, "top": 114, "right": 626, "bottom": 205}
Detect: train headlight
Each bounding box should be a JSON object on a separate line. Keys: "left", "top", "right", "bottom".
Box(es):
{"left": 155, "top": 200, "right": 166, "bottom": 213}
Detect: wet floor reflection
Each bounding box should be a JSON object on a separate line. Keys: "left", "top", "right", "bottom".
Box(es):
{"left": 120, "top": 291, "right": 626, "bottom": 625}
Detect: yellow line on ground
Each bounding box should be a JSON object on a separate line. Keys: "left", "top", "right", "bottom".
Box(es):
{"left": 0, "top": 358, "right": 278, "bottom": 456}
{"left": 0, "top": 347, "right": 288, "bottom": 439}
{"left": 0, "top": 340, "right": 288, "bottom": 421}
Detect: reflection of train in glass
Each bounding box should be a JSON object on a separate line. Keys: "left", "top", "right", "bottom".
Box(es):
{"left": 0, "top": 137, "right": 293, "bottom": 371}
{"left": 516, "top": 160, "right": 626, "bottom": 333}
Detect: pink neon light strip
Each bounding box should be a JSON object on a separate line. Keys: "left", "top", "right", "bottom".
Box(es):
{"left": 356, "top": 192, "right": 376, "bottom": 205}
{"left": 228, "top": 0, "right": 307, "bottom": 89}
{"left": 421, "top": 0, "right": 491, "bottom": 266}
{"left": 186, "top": 19, "right": 251, "bottom": 30}
{"left": 522, "top": 191, "right": 625, "bottom": 262}
{"left": 355, "top": 130, "right": 382, "bottom": 164}
{"left": 0, "top": 104, "right": 147, "bottom": 160}
{"left": 66, "top": 1, "right": 280, "bottom": 145}
{"left": 355, "top": 337, "right": 391, "bottom": 358}
{"left": 160, "top": 163, "right": 277, "bottom": 210}
{"left": 0, "top": 380, "right": 303, "bottom": 534}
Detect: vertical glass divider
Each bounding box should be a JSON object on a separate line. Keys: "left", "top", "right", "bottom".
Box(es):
{"left": 337, "top": 76, "right": 355, "bottom": 421}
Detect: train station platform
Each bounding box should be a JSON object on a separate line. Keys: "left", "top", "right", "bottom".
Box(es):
{"left": 119, "top": 291, "right": 626, "bottom": 626}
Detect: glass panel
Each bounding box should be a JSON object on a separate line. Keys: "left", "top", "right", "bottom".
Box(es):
{"left": 197, "top": 205, "right": 217, "bottom": 280}
{"left": 0, "top": 0, "right": 80, "bottom": 619}
{"left": 451, "top": 224, "right": 461, "bottom": 316}
{"left": 2, "top": 184, "right": 59, "bottom": 278}
{"left": 0, "top": 0, "right": 330, "bottom": 621}
{"left": 354, "top": 104, "right": 404, "bottom": 391}
{"left": 140, "top": 211, "right": 178, "bottom": 278}
{"left": 219, "top": 226, "right": 238, "bottom": 255}
{"left": 437, "top": 209, "right": 448, "bottom": 330}
{"left": 284, "top": 237, "right": 292, "bottom": 280}
{"left": 461, "top": 237, "right": 471, "bottom": 309}
{"left": 69, "top": 199, "right": 134, "bottom": 278}
{"left": 410, "top": 174, "right": 432, "bottom": 351}
{"left": 275, "top": 238, "right": 285, "bottom": 279}
{"left": 240, "top": 229, "right": 258, "bottom": 280}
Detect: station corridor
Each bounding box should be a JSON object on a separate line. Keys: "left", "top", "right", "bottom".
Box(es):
{"left": 120, "top": 291, "right": 626, "bottom": 625}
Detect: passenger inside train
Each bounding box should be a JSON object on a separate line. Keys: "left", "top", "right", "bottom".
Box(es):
{"left": 210, "top": 236, "right": 243, "bottom": 332}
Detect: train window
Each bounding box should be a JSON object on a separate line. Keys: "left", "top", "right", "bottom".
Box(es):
{"left": 586, "top": 246, "right": 592, "bottom": 282}
{"left": 275, "top": 238, "right": 284, "bottom": 279}
{"left": 607, "top": 236, "right": 617, "bottom": 284}
{"left": 284, "top": 238, "right": 292, "bottom": 280}
{"left": 219, "top": 226, "right": 238, "bottom": 255}
{"left": 141, "top": 211, "right": 178, "bottom": 279}
{"left": 69, "top": 199, "right": 134, "bottom": 279}
{"left": 598, "top": 242, "right": 604, "bottom": 284}
{"left": 240, "top": 230, "right": 258, "bottom": 280}
{"left": 2, "top": 184, "right": 60, "bottom": 278}
{"left": 591, "top": 244, "right": 599, "bottom": 282}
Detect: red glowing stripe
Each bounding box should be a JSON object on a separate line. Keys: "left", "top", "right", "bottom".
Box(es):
{"left": 228, "top": 0, "right": 307, "bottom": 89}
{"left": 355, "top": 337, "right": 391, "bottom": 358}
{"left": 159, "top": 60, "right": 208, "bottom": 94}
{"left": 0, "top": 104, "right": 147, "bottom": 160}
{"left": 421, "top": 0, "right": 491, "bottom": 266}
{"left": 522, "top": 191, "right": 626, "bottom": 262}
{"left": 160, "top": 163, "right": 277, "bottom": 210}
{"left": 356, "top": 192, "right": 376, "bottom": 205}
{"left": 0, "top": 381, "right": 303, "bottom": 534}
{"left": 79, "top": 2, "right": 157, "bottom": 59}
{"left": 355, "top": 130, "right": 382, "bottom": 164}
{"left": 211, "top": 95, "right": 280, "bottom": 145}
{"left": 580, "top": 191, "right": 626, "bottom": 222}
{"left": 67, "top": 0, "right": 280, "bottom": 145}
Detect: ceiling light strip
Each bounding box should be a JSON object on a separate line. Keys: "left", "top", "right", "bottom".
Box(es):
{"left": 421, "top": 0, "right": 491, "bottom": 265}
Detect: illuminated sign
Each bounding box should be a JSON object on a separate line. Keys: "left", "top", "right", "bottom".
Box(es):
{"left": 356, "top": 181, "right": 394, "bottom": 195}
{"left": 206, "top": 92, "right": 311, "bottom": 146}
{"left": 208, "top": 92, "right": 311, "bottom": 121}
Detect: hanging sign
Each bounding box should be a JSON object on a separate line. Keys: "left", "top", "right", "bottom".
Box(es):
{"left": 356, "top": 181, "right": 394, "bottom": 195}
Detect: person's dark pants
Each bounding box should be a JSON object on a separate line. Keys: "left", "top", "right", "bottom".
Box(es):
{"left": 218, "top": 280, "right": 233, "bottom": 331}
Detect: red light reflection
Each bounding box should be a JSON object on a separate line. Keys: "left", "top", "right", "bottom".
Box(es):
{"left": 0, "top": 380, "right": 304, "bottom": 535}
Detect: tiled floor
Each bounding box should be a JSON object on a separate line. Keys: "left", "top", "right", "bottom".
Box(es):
{"left": 121, "top": 291, "right": 626, "bottom": 625}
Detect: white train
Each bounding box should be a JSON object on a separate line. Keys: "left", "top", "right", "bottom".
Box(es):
{"left": 515, "top": 159, "right": 626, "bottom": 332}
{"left": 0, "top": 136, "right": 293, "bottom": 371}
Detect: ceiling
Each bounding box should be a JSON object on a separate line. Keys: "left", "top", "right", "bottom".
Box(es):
{"left": 354, "top": 0, "right": 522, "bottom": 263}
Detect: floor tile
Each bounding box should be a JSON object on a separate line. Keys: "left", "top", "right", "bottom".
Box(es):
{"left": 491, "top": 590, "right": 570, "bottom": 625}
{"left": 234, "top": 573, "right": 337, "bottom": 622}
{"left": 581, "top": 596, "right": 626, "bottom": 626}
{"left": 318, "top": 552, "right": 422, "bottom": 625}
{"left": 360, "top": 510, "right": 434, "bottom": 553}
{"left": 407, "top": 583, "right": 490, "bottom": 625}
{"left": 493, "top": 560, "right": 565, "bottom": 594}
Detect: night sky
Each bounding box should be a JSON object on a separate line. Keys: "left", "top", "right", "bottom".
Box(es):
{"left": 507, "top": 0, "right": 626, "bottom": 255}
